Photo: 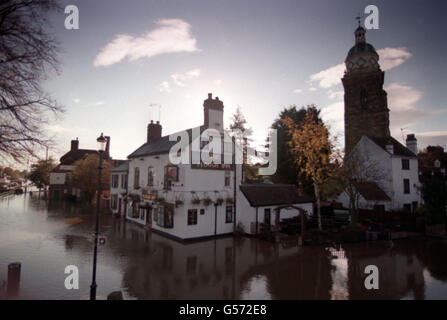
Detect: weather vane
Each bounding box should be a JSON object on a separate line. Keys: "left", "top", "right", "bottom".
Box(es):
{"left": 356, "top": 13, "right": 361, "bottom": 27}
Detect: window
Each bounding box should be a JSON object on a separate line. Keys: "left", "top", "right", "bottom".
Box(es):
{"left": 164, "top": 165, "right": 178, "bottom": 190}
{"left": 111, "top": 175, "right": 119, "bottom": 188}
{"left": 226, "top": 206, "right": 233, "bottom": 223}
{"left": 121, "top": 174, "right": 127, "bottom": 189}
{"left": 156, "top": 205, "right": 174, "bottom": 228}
{"left": 225, "top": 171, "right": 231, "bottom": 187}
{"left": 134, "top": 167, "right": 140, "bottom": 189}
{"left": 111, "top": 194, "right": 118, "bottom": 209}
{"left": 264, "top": 208, "right": 271, "bottom": 225}
{"left": 402, "top": 159, "right": 410, "bottom": 170}
{"left": 360, "top": 89, "right": 368, "bottom": 108}
{"left": 188, "top": 209, "right": 198, "bottom": 225}
{"left": 403, "top": 179, "right": 410, "bottom": 194}
{"left": 147, "top": 167, "right": 154, "bottom": 186}
{"left": 200, "top": 209, "right": 205, "bottom": 215}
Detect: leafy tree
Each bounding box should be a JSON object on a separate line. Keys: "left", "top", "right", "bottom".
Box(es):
{"left": 71, "top": 154, "right": 112, "bottom": 203}
{"left": 283, "top": 108, "right": 332, "bottom": 230}
{"left": 0, "top": 0, "right": 63, "bottom": 163}
{"left": 28, "top": 158, "right": 56, "bottom": 188}
{"left": 271, "top": 105, "right": 322, "bottom": 194}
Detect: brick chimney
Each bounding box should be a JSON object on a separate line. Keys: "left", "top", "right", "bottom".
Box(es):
{"left": 105, "top": 136, "right": 111, "bottom": 157}
{"left": 71, "top": 138, "right": 79, "bottom": 151}
{"left": 147, "top": 120, "right": 162, "bottom": 143}
{"left": 406, "top": 134, "right": 418, "bottom": 155}
{"left": 203, "top": 93, "right": 224, "bottom": 130}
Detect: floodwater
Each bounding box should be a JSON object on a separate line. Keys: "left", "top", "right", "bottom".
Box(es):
{"left": 0, "top": 193, "right": 446, "bottom": 300}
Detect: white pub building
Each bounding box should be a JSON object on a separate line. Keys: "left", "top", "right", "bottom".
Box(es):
{"left": 110, "top": 93, "right": 314, "bottom": 241}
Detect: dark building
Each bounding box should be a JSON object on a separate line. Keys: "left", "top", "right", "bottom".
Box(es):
{"left": 342, "top": 25, "right": 390, "bottom": 154}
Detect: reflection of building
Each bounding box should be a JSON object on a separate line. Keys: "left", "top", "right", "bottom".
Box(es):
{"left": 116, "top": 93, "right": 313, "bottom": 241}
{"left": 346, "top": 243, "right": 425, "bottom": 299}
{"left": 338, "top": 25, "right": 421, "bottom": 212}
{"left": 113, "top": 221, "right": 328, "bottom": 299}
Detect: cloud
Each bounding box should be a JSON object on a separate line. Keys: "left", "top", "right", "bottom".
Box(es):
{"left": 93, "top": 19, "right": 199, "bottom": 67}
{"left": 158, "top": 81, "right": 171, "bottom": 93}
{"left": 47, "top": 124, "right": 70, "bottom": 133}
{"left": 85, "top": 101, "right": 104, "bottom": 107}
{"left": 328, "top": 90, "right": 344, "bottom": 100}
{"left": 414, "top": 131, "right": 447, "bottom": 149}
{"left": 386, "top": 83, "right": 426, "bottom": 133}
{"left": 378, "top": 47, "right": 412, "bottom": 71}
{"left": 213, "top": 79, "right": 223, "bottom": 86}
{"left": 293, "top": 88, "right": 302, "bottom": 94}
{"left": 170, "top": 69, "right": 201, "bottom": 87}
{"left": 73, "top": 98, "right": 80, "bottom": 103}
{"left": 309, "top": 47, "right": 412, "bottom": 89}
{"left": 309, "top": 63, "right": 345, "bottom": 89}
{"left": 309, "top": 87, "right": 317, "bottom": 92}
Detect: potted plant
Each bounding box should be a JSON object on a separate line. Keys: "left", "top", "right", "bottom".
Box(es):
{"left": 175, "top": 199, "right": 184, "bottom": 207}
{"left": 203, "top": 197, "right": 212, "bottom": 207}
{"left": 157, "top": 196, "right": 165, "bottom": 203}
{"left": 216, "top": 197, "right": 224, "bottom": 206}
{"left": 191, "top": 191, "right": 201, "bottom": 205}
{"left": 226, "top": 197, "right": 234, "bottom": 204}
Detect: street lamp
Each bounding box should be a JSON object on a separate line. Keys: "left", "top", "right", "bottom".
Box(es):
{"left": 90, "top": 133, "right": 107, "bottom": 300}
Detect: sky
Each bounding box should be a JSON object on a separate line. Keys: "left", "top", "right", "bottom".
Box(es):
{"left": 34, "top": 0, "right": 446, "bottom": 163}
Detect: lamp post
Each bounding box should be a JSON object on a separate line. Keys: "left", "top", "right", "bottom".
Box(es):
{"left": 90, "top": 133, "right": 107, "bottom": 300}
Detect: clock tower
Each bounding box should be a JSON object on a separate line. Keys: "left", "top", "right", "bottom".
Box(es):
{"left": 342, "top": 25, "right": 390, "bottom": 154}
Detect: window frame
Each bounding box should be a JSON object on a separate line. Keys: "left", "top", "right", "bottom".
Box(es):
{"left": 134, "top": 167, "right": 140, "bottom": 189}
{"left": 403, "top": 178, "right": 410, "bottom": 194}
{"left": 188, "top": 209, "right": 198, "bottom": 225}
{"left": 225, "top": 205, "right": 233, "bottom": 223}
{"left": 402, "top": 159, "right": 410, "bottom": 170}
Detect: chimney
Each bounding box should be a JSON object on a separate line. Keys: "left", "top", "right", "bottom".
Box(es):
{"left": 105, "top": 136, "right": 111, "bottom": 157}
{"left": 147, "top": 120, "right": 162, "bottom": 143}
{"left": 385, "top": 141, "right": 394, "bottom": 154}
{"left": 406, "top": 134, "right": 418, "bottom": 155}
{"left": 203, "top": 92, "right": 224, "bottom": 129}
{"left": 71, "top": 138, "right": 79, "bottom": 151}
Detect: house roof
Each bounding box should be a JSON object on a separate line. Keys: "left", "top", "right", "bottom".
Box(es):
{"left": 352, "top": 181, "right": 391, "bottom": 201}
{"left": 60, "top": 149, "right": 99, "bottom": 165}
{"left": 111, "top": 161, "right": 129, "bottom": 172}
{"left": 127, "top": 135, "right": 178, "bottom": 159}
{"left": 369, "top": 136, "right": 416, "bottom": 157}
{"left": 240, "top": 183, "right": 314, "bottom": 207}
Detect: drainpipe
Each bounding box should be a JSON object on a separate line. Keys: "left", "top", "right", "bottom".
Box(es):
{"left": 233, "top": 136, "right": 237, "bottom": 232}
{"left": 214, "top": 203, "right": 217, "bottom": 236}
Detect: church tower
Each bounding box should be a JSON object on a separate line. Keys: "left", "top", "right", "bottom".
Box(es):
{"left": 342, "top": 24, "right": 390, "bottom": 154}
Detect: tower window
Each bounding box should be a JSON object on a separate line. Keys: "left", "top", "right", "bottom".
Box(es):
{"left": 360, "top": 89, "right": 368, "bottom": 108}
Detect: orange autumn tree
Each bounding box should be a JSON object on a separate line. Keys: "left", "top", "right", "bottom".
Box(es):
{"left": 283, "top": 108, "right": 333, "bottom": 230}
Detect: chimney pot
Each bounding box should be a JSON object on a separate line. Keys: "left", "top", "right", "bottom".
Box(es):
{"left": 208, "top": 93, "right": 212, "bottom": 99}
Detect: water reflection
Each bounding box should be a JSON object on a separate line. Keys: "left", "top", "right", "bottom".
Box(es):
{"left": 0, "top": 194, "right": 446, "bottom": 299}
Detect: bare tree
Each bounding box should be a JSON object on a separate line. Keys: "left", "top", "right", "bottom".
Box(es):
{"left": 0, "top": 0, "right": 63, "bottom": 163}
{"left": 341, "top": 149, "right": 387, "bottom": 224}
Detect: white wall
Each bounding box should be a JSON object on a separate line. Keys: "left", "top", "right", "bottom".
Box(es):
{"left": 49, "top": 172, "right": 66, "bottom": 185}
{"left": 391, "top": 156, "right": 420, "bottom": 209}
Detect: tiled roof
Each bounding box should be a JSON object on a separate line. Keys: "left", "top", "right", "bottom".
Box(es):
{"left": 352, "top": 181, "right": 391, "bottom": 201}
{"left": 111, "top": 161, "right": 129, "bottom": 172}
{"left": 127, "top": 126, "right": 211, "bottom": 159}
{"left": 240, "top": 183, "right": 314, "bottom": 207}
{"left": 60, "top": 149, "right": 98, "bottom": 165}
{"left": 369, "top": 136, "right": 416, "bottom": 157}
